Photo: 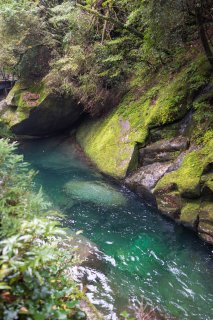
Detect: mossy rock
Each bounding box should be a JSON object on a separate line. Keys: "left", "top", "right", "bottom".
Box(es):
{"left": 179, "top": 200, "right": 200, "bottom": 229}
{"left": 199, "top": 201, "right": 213, "bottom": 223}
{"left": 154, "top": 140, "right": 213, "bottom": 242}
{"left": 1, "top": 81, "right": 83, "bottom": 136}
{"left": 155, "top": 189, "right": 182, "bottom": 219}
{"left": 76, "top": 55, "right": 211, "bottom": 178}
{"left": 155, "top": 140, "right": 213, "bottom": 199}
{"left": 198, "top": 198, "right": 213, "bottom": 245}
{"left": 198, "top": 202, "right": 213, "bottom": 244}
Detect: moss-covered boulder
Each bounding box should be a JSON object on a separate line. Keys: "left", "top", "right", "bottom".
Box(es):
{"left": 76, "top": 56, "right": 210, "bottom": 178}
{"left": 154, "top": 140, "right": 213, "bottom": 243}
{"left": 179, "top": 201, "right": 200, "bottom": 229}
{"left": 155, "top": 141, "right": 213, "bottom": 199}
{"left": 1, "top": 81, "right": 83, "bottom": 136}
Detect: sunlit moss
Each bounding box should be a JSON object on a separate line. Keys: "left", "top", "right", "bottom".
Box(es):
{"left": 155, "top": 139, "right": 213, "bottom": 196}
{"left": 77, "top": 55, "right": 212, "bottom": 178}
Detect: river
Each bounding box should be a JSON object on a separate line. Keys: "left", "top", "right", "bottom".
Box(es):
{"left": 18, "top": 135, "right": 213, "bottom": 320}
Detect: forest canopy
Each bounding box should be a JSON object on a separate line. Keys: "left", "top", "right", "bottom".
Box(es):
{"left": 0, "top": 0, "right": 212, "bottom": 113}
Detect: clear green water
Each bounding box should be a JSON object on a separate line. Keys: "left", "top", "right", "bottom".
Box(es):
{"left": 19, "top": 136, "right": 213, "bottom": 320}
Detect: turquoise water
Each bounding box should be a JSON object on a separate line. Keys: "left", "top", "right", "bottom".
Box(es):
{"left": 19, "top": 136, "right": 213, "bottom": 320}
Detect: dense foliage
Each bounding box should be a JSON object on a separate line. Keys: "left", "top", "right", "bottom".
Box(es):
{"left": 0, "top": 139, "right": 87, "bottom": 320}
{"left": 0, "top": 0, "right": 212, "bottom": 114}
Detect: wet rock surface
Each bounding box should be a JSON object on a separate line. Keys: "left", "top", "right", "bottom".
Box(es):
{"left": 139, "top": 136, "right": 189, "bottom": 166}
{"left": 125, "top": 136, "right": 189, "bottom": 203}
{"left": 126, "top": 162, "right": 172, "bottom": 191}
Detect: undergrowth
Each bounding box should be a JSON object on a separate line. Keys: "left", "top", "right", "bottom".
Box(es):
{"left": 0, "top": 139, "right": 87, "bottom": 320}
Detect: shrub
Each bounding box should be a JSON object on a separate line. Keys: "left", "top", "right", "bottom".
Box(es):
{"left": 0, "top": 139, "right": 86, "bottom": 320}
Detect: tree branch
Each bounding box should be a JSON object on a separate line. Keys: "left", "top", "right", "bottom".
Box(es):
{"left": 76, "top": 4, "right": 144, "bottom": 40}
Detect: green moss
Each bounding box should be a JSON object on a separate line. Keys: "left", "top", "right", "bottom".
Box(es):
{"left": 2, "top": 80, "right": 49, "bottom": 128}
{"left": 76, "top": 114, "right": 136, "bottom": 178}
{"left": 199, "top": 202, "right": 213, "bottom": 221}
{"left": 180, "top": 200, "right": 200, "bottom": 227}
{"left": 155, "top": 139, "right": 213, "bottom": 196}
{"left": 77, "top": 54, "right": 212, "bottom": 178}
{"left": 205, "top": 180, "right": 213, "bottom": 193}
{"left": 198, "top": 201, "right": 213, "bottom": 243}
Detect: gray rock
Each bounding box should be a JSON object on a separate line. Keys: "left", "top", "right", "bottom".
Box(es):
{"left": 142, "top": 136, "right": 189, "bottom": 153}
{"left": 154, "top": 187, "right": 182, "bottom": 219}
{"left": 139, "top": 136, "right": 189, "bottom": 166}
{"left": 126, "top": 162, "right": 172, "bottom": 191}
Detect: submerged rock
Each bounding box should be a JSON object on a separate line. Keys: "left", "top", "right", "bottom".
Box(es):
{"left": 61, "top": 231, "right": 102, "bottom": 267}
{"left": 64, "top": 180, "right": 126, "bottom": 207}
{"left": 1, "top": 81, "right": 83, "bottom": 136}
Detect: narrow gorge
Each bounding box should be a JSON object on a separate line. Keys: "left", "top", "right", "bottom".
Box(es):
{"left": 0, "top": 1, "right": 212, "bottom": 320}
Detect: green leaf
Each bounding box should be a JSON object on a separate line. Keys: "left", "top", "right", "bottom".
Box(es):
{"left": 65, "top": 300, "right": 79, "bottom": 308}
{"left": 0, "top": 282, "right": 11, "bottom": 290}
{"left": 55, "top": 310, "right": 68, "bottom": 320}
{"left": 120, "top": 310, "right": 130, "bottom": 318}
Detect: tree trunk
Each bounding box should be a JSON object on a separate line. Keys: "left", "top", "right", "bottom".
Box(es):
{"left": 195, "top": 6, "right": 213, "bottom": 66}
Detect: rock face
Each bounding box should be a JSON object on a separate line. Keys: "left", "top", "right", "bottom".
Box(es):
{"left": 1, "top": 81, "right": 83, "bottom": 136}
{"left": 76, "top": 60, "right": 198, "bottom": 178}
{"left": 76, "top": 55, "right": 213, "bottom": 245}
{"left": 139, "top": 136, "right": 189, "bottom": 166}
{"left": 126, "top": 136, "right": 189, "bottom": 192}
{"left": 126, "top": 138, "right": 213, "bottom": 244}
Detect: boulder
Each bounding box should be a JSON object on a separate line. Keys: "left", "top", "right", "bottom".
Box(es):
{"left": 155, "top": 140, "right": 213, "bottom": 200}
{"left": 153, "top": 140, "right": 213, "bottom": 237}
{"left": 1, "top": 81, "right": 83, "bottom": 136}
{"left": 154, "top": 188, "right": 182, "bottom": 219}
{"left": 126, "top": 162, "right": 172, "bottom": 191}
{"left": 201, "top": 172, "right": 213, "bottom": 196}
{"left": 0, "top": 98, "right": 7, "bottom": 115}
{"left": 139, "top": 136, "right": 189, "bottom": 166}
{"left": 198, "top": 202, "right": 213, "bottom": 244}
{"left": 179, "top": 201, "right": 200, "bottom": 229}
{"left": 141, "top": 136, "right": 189, "bottom": 154}
{"left": 148, "top": 110, "right": 193, "bottom": 143}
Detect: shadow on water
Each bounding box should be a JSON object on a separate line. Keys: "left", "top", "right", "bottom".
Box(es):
{"left": 18, "top": 135, "right": 213, "bottom": 320}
